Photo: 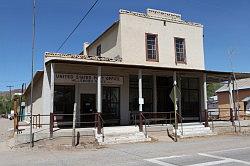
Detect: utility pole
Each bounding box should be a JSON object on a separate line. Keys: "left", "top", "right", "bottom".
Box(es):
{"left": 6, "top": 85, "right": 14, "bottom": 118}
{"left": 30, "top": 0, "right": 36, "bottom": 147}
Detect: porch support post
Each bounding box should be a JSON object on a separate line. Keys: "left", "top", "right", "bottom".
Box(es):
{"left": 50, "top": 63, "right": 55, "bottom": 114}
{"left": 228, "top": 78, "right": 234, "bottom": 122}
{"left": 97, "top": 66, "right": 102, "bottom": 134}
{"left": 173, "top": 71, "right": 178, "bottom": 142}
{"left": 203, "top": 73, "right": 209, "bottom": 127}
{"left": 232, "top": 80, "right": 238, "bottom": 120}
{"left": 138, "top": 69, "right": 143, "bottom": 132}
{"left": 153, "top": 74, "right": 157, "bottom": 113}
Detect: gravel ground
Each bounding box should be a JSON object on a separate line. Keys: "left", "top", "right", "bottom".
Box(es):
{"left": 0, "top": 117, "right": 13, "bottom": 142}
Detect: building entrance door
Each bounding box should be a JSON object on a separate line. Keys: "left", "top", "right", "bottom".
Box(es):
{"left": 80, "top": 94, "right": 96, "bottom": 127}
{"left": 181, "top": 77, "right": 200, "bottom": 122}
{"left": 157, "top": 76, "right": 174, "bottom": 112}
{"left": 102, "top": 87, "right": 120, "bottom": 126}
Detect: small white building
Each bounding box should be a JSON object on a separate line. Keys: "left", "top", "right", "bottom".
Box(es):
{"left": 24, "top": 9, "right": 249, "bottom": 130}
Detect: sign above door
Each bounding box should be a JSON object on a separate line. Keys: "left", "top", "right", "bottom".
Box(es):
{"left": 55, "top": 73, "right": 123, "bottom": 85}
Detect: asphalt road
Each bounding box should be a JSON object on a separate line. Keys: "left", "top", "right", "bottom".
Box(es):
{"left": 0, "top": 134, "right": 250, "bottom": 166}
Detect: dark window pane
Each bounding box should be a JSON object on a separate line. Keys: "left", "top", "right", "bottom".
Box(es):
{"left": 146, "top": 34, "right": 157, "bottom": 60}
{"left": 96, "top": 45, "right": 101, "bottom": 56}
{"left": 175, "top": 38, "right": 186, "bottom": 62}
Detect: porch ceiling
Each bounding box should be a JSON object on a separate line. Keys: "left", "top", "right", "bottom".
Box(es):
{"left": 205, "top": 70, "right": 250, "bottom": 83}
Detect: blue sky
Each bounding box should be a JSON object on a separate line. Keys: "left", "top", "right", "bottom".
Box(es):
{"left": 0, "top": 0, "right": 250, "bottom": 91}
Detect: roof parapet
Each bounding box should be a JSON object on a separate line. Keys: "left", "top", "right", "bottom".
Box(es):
{"left": 44, "top": 52, "right": 122, "bottom": 62}
{"left": 119, "top": 8, "right": 203, "bottom": 27}
{"left": 147, "top": 8, "right": 181, "bottom": 21}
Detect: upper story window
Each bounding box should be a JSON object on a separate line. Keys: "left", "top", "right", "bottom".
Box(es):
{"left": 96, "top": 44, "right": 101, "bottom": 56}
{"left": 175, "top": 38, "right": 186, "bottom": 63}
{"left": 146, "top": 33, "right": 158, "bottom": 61}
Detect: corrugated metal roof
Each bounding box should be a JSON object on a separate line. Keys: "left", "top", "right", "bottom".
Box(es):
{"left": 242, "top": 96, "right": 250, "bottom": 102}
{"left": 216, "top": 78, "right": 250, "bottom": 93}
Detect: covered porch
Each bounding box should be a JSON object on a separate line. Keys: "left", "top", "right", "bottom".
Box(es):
{"left": 44, "top": 58, "right": 215, "bottom": 133}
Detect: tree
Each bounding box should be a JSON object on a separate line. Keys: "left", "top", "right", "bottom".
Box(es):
{"left": 207, "top": 83, "right": 223, "bottom": 98}
{"left": 0, "top": 96, "right": 12, "bottom": 115}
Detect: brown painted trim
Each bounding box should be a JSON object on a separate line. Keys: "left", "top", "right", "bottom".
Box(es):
{"left": 145, "top": 33, "right": 159, "bottom": 62}
{"left": 174, "top": 37, "right": 187, "bottom": 64}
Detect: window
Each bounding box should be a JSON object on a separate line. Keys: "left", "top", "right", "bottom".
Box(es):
{"left": 54, "top": 85, "right": 75, "bottom": 127}
{"left": 129, "top": 75, "right": 153, "bottom": 112}
{"left": 96, "top": 44, "right": 101, "bottom": 56}
{"left": 146, "top": 33, "right": 158, "bottom": 61}
{"left": 175, "top": 38, "right": 186, "bottom": 63}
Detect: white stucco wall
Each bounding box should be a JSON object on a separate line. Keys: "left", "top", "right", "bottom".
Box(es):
{"left": 41, "top": 64, "right": 52, "bottom": 124}
{"left": 119, "top": 13, "right": 205, "bottom": 70}
{"left": 25, "top": 74, "right": 43, "bottom": 123}
{"left": 87, "top": 22, "right": 122, "bottom": 59}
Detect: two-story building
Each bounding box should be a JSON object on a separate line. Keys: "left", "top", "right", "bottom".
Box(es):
{"left": 24, "top": 9, "right": 249, "bottom": 131}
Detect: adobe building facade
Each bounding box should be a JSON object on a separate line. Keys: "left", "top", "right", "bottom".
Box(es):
{"left": 24, "top": 9, "right": 247, "bottom": 128}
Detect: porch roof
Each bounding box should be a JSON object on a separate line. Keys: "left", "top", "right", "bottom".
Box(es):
{"left": 45, "top": 56, "right": 250, "bottom": 83}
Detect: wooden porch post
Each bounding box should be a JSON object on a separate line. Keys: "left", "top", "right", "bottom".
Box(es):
{"left": 50, "top": 63, "right": 55, "bottom": 114}
{"left": 97, "top": 66, "right": 102, "bottom": 134}
{"left": 173, "top": 71, "right": 178, "bottom": 142}
{"left": 203, "top": 73, "right": 209, "bottom": 127}
{"left": 228, "top": 78, "right": 234, "bottom": 122}
{"left": 138, "top": 69, "right": 143, "bottom": 132}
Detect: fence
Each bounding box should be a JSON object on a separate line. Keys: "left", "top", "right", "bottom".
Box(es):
{"left": 16, "top": 113, "right": 104, "bottom": 136}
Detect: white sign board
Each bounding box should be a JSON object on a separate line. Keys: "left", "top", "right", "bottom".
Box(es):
{"left": 55, "top": 73, "right": 123, "bottom": 85}
{"left": 139, "top": 98, "right": 144, "bottom": 105}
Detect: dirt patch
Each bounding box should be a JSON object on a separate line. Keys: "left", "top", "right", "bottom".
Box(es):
{"left": 0, "top": 118, "right": 13, "bottom": 142}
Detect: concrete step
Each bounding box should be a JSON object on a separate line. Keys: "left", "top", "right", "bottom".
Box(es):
{"left": 179, "top": 132, "right": 217, "bottom": 138}
{"left": 145, "top": 124, "right": 172, "bottom": 132}
{"left": 174, "top": 123, "right": 215, "bottom": 138}
{"left": 178, "top": 127, "right": 211, "bottom": 132}
{"left": 180, "top": 122, "right": 203, "bottom": 126}
{"left": 179, "top": 125, "right": 206, "bottom": 129}
{"left": 97, "top": 132, "right": 151, "bottom": 145}
{"left": 177, "top": 130, "right": 213, "bottom": 135}
{"left": 95, "top": 126, "right": 151, "bottom": 145}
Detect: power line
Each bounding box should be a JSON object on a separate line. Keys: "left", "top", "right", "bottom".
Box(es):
{"left": 56, "top": 0, "right": 100, "bottom": 52}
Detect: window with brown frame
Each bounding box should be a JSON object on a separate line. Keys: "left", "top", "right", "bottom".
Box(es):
{"left": 175, "top": 38, "right": 186, "bottom": 63}
{"left": 96, "top": 44, "right": 101, "bottom": 56}
{"left": 146, "top": 33, "right": 158, "bottom": 61}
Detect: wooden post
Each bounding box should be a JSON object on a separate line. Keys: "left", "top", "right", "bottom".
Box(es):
{"left": 97, "top": 113, "right": 101, "bottom": 134}
{"left": 228, "top": 78, "right": 234, "bottom": 122}
{"left": 139, "top": 112, "right": 143, "bottom": 132}
{"left": 72, "top": 103, "right": 77, "bottom": 147}
{"left": 49, "top": 113, "right": 54, "bottom": 139}
{"left": 232, "top": 80, "right": 238, "bottom": 120}
{"left": 203, "top": 73, "right": 209, "bottom": 127}
{"left": 38, "top": 114, "right": 41, "bottom": 128}
{"left": 138, "top": 69, "right": 143, "bottom": 132}
{"left": 173, "top": 71, "right": 178, "bottom": 142}
{"left": 97, "top": 66, "right": 102, "bottom": 134}
{"left": 13, "top": 99, "right": 18, "bottom": 132}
